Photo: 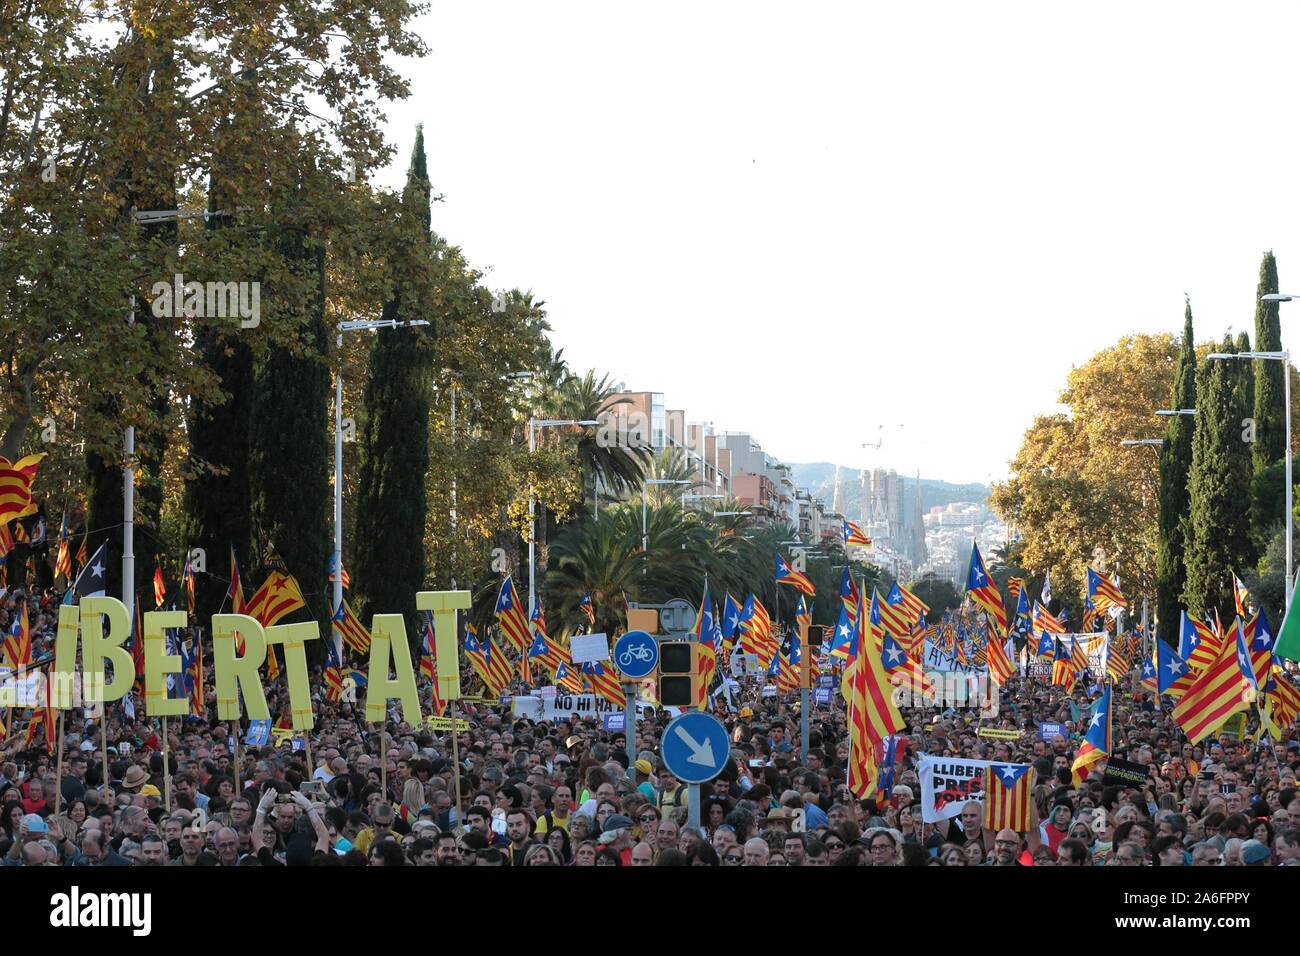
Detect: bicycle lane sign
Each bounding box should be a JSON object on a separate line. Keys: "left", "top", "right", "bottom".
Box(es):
{"left": 613, "top": 630, "right": 658, "bottom": 680}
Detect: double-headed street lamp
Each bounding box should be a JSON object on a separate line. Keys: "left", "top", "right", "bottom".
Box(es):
{"left": 1155, "top": 409, "right": 1196, "bottom": 417}
{"left": 642, "top": 480, "right": 691, "bottom": 572}
{"left": 333, "top": 319, "right": 429, "bottom": 617}
{"left": 528, "top": 418, "right": 598, "bottom": 615}
{"left": 1207, "top": 349, "right": 1293, "bottom": 609}
{"left": 681, "top": 493, "right": 725, "bottom": 550}
{"left": 1120, "top": 439, "right": 1165, "bottom": 447}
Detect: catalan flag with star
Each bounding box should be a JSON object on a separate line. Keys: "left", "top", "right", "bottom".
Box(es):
{"left": 846, "top": 592, "right": 905, "bottom": 797}
{"left": 840, "top": 566, "right": 861, "bottom": 625}
{"left": 420, "top": 611, "right": 446, "bottom": 716}
{"left": 1071, "top": 684, "right": 1111, "bottom": 785}
{"left": 1173, "top": 617, "right": 1255, "bottom": 743}
{"left": 2, "top": 601, "right": 30, "bottom": 670}
{"left": 986, "top": 632, "right": 1016, "bottom": 687}
{"left": 494, "top": 576, "right": 532, "bottom": 652}
{"left": 332, "top": 599, "right": 372, "bottom": 656}
{"left": 54, "top": 514, "right": 72, "bottom": 581}
{"left": 582, "top": 660, "right": 626, "bottom": 707}
{"left": 721, "top": 592, "right": 742, "bottom": 656}
{"left": 1180, "top": 610, "right": 1222, "bottom": 673}
{"left": 1105, "top": 634, "right": 1130, "bottom": 683}
{"left": 775, "top": 552, "right": 815, "bottom": 596}
{"left": 1157, "top": 637, "right": 1197, "bottom": 698}
{"left": 245, "top": 571, "right": 305, "bottom": 627}
{"left": 323, "top": 639, "right": 346, "bottom": 703}
{"left": 1087, "top": 567, "right": 1127, "bottom": 612}
{"left": 881, "top": 631, "right": 933, "bottom": 695}
{"left": 984, "top": 762, "right": 1035, "bottom": 832}
{"left": 695, "top": 585, "right": 717, "bottom": 710}
{"left": 842, "top": 518, "right": 872, "bottom": 548}
{"left": 1233, "top": 573, "right": 1252, "bottom": 619}
{"left": 965, "top": 543, "right": 1007, "bottom": 634}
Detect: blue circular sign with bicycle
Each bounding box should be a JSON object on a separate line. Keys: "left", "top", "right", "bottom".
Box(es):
{"left": 613, "top": 630, "right": 658, "bottom": 679}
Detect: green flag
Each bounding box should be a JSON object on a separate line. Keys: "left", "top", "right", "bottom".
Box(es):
{"left": 1273, "top": 575, "right": 1300, "bottom": 661}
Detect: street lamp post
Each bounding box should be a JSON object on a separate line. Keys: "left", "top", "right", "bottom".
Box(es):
{"left": 334, "top": 319, "right": 429, "bottom": 619}
{"left": 528, "top": 418, "right": 598, "bottom": 617}
{"left": 642, "top": 479, "right": 691, "bottom": 574}
{"left": 1208, "top": 349, "right": 1293, "bottom": 609}
{"left": 681, "top": 493, "right": 725, "bottom": 550}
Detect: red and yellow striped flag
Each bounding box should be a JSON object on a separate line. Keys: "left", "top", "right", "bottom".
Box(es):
{"left": 331, "top": 599, "right": 372, "bottom": 656}
{"left": 1172, "top": 628, "right": 1253, "bottom": 743}
{"left": 0, "top": 453, "right": 42, "bottom": 526}
{"left": 983, "top": 763, "right": 1035, "bottom": 832}
{"left": 986, "top": 635, "right": 1016, "bottom": 687}
{"left": 246, "top": 571, "right": 306, "bottom": 627}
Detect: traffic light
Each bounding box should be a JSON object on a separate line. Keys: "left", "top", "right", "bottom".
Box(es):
{"left": 658, "top": 641, "right": 699, "bottom": 707}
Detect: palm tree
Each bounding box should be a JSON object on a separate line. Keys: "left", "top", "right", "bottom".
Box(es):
{"left": 546, "top": 511, "right": 643, "bottom": 635}
{"left": 550, "top": 369, "right": 650, "bottom": 511}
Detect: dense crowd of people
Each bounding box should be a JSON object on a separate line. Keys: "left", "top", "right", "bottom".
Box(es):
{"left": 3, "top": 586, "right": 1300, "bottom": 867}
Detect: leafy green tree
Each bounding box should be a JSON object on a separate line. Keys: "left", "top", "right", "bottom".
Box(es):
{"left": 906, "top": 574, "right": 962, "bottom": 617}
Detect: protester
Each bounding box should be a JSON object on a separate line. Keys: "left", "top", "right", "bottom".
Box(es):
{"left": 2, "top": 578, "right": 1299, "bottom": 871}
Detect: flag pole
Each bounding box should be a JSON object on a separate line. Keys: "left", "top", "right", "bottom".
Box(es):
{"left": 162, "top": 715, "right": 171, "bottom": 812}
{"left": 100, "top": 709, "right": 109, "bottom": 795}
{"left": 53, "top": 710, "right": 64, "bottom": 817}
{"left": 233, "top": 722, "right": 241, "bottom": 793}
{"left": 449, "top": 699, "right": 463, "bottom": 825}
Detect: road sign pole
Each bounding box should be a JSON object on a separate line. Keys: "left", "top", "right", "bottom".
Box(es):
{"left": 623, "top": 682, "right": 636, "bottom": 772}
{"left": 661, "top": 710, "right": 729, "bottom": 834}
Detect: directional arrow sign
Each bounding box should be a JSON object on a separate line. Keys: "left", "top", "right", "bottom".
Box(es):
{"left": 661, "top": 711, "right": 729, "bottom": 784}
{"left": 675, "top": 725, "right": 715, "bottom": 766}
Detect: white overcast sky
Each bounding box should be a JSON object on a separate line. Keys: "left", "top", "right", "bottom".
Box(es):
{"left": 373, "top": 1, "right": 1300, "bottom": 485}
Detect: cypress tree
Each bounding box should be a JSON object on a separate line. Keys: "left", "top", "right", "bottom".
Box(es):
{"left": 249, "top": 175, "right": 332, "bottom": 641}
{"left": 1156, "top": 300, "right": 1196, "bottom": 646}
{"left": 1237, "top": 330, "right": 1255, "bottom": 437}
{"left": 1183, "top": 333, "right": 1255, "bottom": 619}
{"left": 1252, "top": 252, "right": 1288, "bottom": 543}
{"left": 181, "top": 170, "right": 255, "bottom": 616}
{"left": 352, "top": 128, "right": 433, "bottom": 631}
{"left": 1253, "top": 251, "right": 1284, "bottom": 468}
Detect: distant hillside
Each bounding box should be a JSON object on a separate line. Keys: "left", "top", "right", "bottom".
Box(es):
{"left": 787, "top": 462, "right": 990, "bottom": 516}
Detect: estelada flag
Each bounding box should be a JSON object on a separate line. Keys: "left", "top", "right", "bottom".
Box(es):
{"left": 153, "top": 562, "right": 166, "bottom": 609}
{"left": 494, "top": 576, "right": 531, "bottom": 651}
{"left": 775, "top": 552, "right": 815, "bottom": 597}
{"left": 245, "top": 571, "right": 306, "bottom": 627}
{"left": 965, "top": 543, "right": 1007, "bottom": 634}
{"left": 332, "top": 599, "right": 372, "bottom": 656}
{"left": 984, "top": 763, "right": 1035, "bottom": 832}
{"left": 1172, "top": 627, "right": 1254, "bottom": 744}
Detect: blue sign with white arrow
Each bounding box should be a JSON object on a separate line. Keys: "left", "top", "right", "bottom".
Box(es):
{"left": 661, "top": 711, "right": 730, "bottom": 784}
{"left": 613, "top": 630, "right": 659, "bottom": 680}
